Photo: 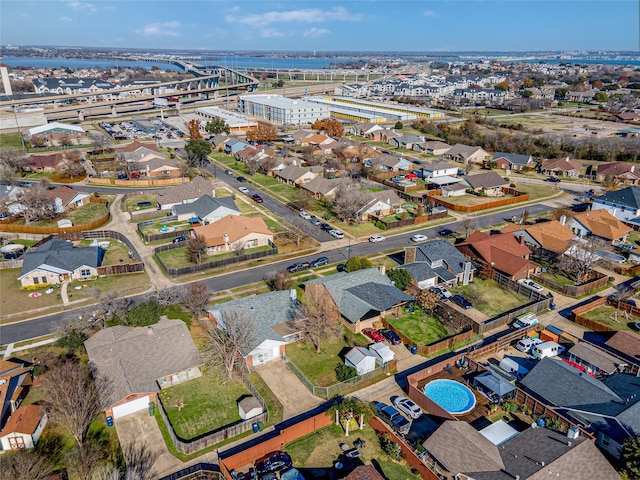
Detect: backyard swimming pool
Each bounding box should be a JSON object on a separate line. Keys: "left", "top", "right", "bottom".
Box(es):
{"left": 423, "top": 379, "right": 477, "bottom": 415}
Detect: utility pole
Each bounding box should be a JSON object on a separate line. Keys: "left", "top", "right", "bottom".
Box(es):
{"left": 13, "top": 107, "right": 27, "bottom": 153}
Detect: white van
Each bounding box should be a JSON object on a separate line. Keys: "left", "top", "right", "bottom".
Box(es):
{"left": 512, "top": 312, "right": 539, "bottom": 329}
{"left": 531, "top": 341, "right": 565, "bottom": 360}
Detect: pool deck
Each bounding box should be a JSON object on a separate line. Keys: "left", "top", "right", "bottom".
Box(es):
{"left": 417, "top": 366, "right": 491, "bottom": 424}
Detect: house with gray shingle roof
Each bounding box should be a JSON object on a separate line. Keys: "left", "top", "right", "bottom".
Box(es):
{"left": 390, "top": 134, "right": 425, "bottom": 150}
{"left": 491, "top": 152, "right": 533, "bottom": 171}
{"left": 85, "top": 318, "right": 203, "bottom": 419}
{"left": 206, "top": 290, "right": 302, "bottom": 367}
{"left": 301, "top": 177, "right": 342, "bottom": 199}
{"left": 592, "top": 185, "right": 640, "bottom": 225}
{"left": 275, "top": 165, "right": 320, "bottom": 186}
{"left": 156, "top": 176, "right": 214, "bottom": 210}
{"left": 364, "top": 154, "right": 414, "bottom": 172}
{"left": 443, "top": 144, "right": 490, "bottom": 165}
{"left": 520, "top": 357, "right": 640, "bottom": 459}
{"left": 18, "top": 238, "right": 104, "bottom": 287}
{"left": 303, "top": 267, "right": 414, "bottom": 332}
{"left": 171, "top": 194, "right": 239, "bottom": 224}
{"left": 401, "top": 239, "right": 475, "bottom": 289}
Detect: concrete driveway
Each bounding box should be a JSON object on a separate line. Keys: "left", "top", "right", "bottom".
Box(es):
{"left": 254, "top": 359, "right": 323, "bottom": 420}
{"left": 114, "top": 410, "right": 183, "bottom": 478}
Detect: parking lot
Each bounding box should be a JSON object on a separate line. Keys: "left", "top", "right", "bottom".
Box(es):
{"left": 100, "top": 118, "right": 185, "bottom": 142}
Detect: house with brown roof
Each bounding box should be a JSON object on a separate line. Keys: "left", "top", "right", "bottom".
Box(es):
{"left": 456, "top": 230, "right": 538, "bottom": 280}
{"left": 275, "top": 165, "right": 320, "bottom": 186}
{"left": 412, "top": 140, "right": 451, "bottom": 155}
{"left": 502, "top": 219, "right": 576, "bottom": 259}
{"left": 191, "top": 215, "right": 273, "bottom": 254}
{"left": 0, "top": 359, "right": 33, "bottom": 431}
{"left": 156, "top": 176, "right": 214, "bottom": 210}
{"left": 301, "top": 177, "right": 342, "bottom": 199}
{"left": 347, "top": 122, "right": 385, "bottom": 138}
{"left": 85, "top": 318, "right": 203, "bottom": 420}
{"left": 356, "top": 190, "right": 403, "bottom": 221}
{"left": 566, "top": 209, "right": 631, "bottom": 246}
{"left": 443, "top": 144, "right": 490, "bottom": 165}
{"left": 46, "top": 185, "right": 91, "bottom": 213}
{"left": 0, "top": 404, "right": 47, "bottom": 451}
{"left": 604, "top": 331, "right": 640, "bottom": 368}
{"left": 115, "top": 141, "right": 160, "bottom": 159}
{"left": 609, "top": 111, "right": 640, "bottom": 123}
{"left": 340, "top": 465, "right": 385, "bottom": 480}
{"left": 595, "top": 162, "right": 640, "bottom": 185}
{"left": 463, "top": 171, "right": 508, "bottom": 196}
{"left": 22, "top": 153, "right": 67, "bottom": 173}
{"left": 539, "top": 157, "right": 582, "bottom": 177}
{"left": 430, "top": 420, "right": 620, "bottom": 480}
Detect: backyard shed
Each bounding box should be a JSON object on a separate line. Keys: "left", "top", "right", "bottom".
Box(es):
{"left": 368, "top": 343, "right": 395, "bottom": 367}
{"left": 238, "top": 396, "right": 263, "bottom": 420}
{"left": 344, "top": 347, "right": 377, "bottom": 375}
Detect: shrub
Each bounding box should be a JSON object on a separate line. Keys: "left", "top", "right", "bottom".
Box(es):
{"left": 335, "top": 363, "right": 357, "bottom": 382}
{"left": 379, "top": 432, "right": 402, "bottom": 460}
{"left": 128, "top": 298, "right": 162, "bottom": 327}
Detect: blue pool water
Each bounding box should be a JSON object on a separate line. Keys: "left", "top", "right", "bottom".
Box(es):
{"left": 423, "top": 379, "right": 476, "bottom": 414}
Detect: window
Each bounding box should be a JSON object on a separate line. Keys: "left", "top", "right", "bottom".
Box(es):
{"left": 600, "top": 434, "right": 611, "bottom": 447}
{"left": 33, "top": 277, "right": 40, "bottom": 284}
{"left": 42, "top": 276, "right": 47, "bottom": 283}
{"left": 80, "top": 269, "right": 91, "bottom": 277}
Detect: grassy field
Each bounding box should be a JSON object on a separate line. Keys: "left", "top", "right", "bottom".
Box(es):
{"left": 388, "top": 307, "right": 451, "bottom": 345}
{"left": 122, "top": 194, "right": 158, "bottom": 212}
{"left": 451, "top": 279, "right": 527, "bottom": 317}
{"left": 580, "top": 306, "right": 640, "bottom": 331}
{"left": 157, "top": 244, "right": 273, "bottom": 269}
{"left": 76, "top": 238, "right": 136, "bottom": 265}
{"left": 285, "top": 332, "right": 370, "bottom": 387}
{"left": 286, "top": 423, "right": 421, "bottom": 479}
{"left": 159, "top": 372, "right": 251, "bottom": 440}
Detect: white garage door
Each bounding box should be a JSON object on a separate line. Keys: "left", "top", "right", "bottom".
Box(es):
{"left": 112, "top": 396, "right": 150, "bottom": 419}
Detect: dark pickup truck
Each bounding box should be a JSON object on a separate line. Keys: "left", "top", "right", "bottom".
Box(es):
{"left": 374, "top": 402, "right": 411, "bottom": 435}
{"left": 287, "top": 262, "right": 311, "bottom": 273}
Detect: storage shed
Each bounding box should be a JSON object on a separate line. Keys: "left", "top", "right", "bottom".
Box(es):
{"left": 344, "top": 347, "right": 377, "bottom": 375}
{"left": 238, "top": 396, "right": 263, "bottom": 420}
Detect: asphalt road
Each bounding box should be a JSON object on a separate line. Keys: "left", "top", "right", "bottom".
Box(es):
{"left": 0, "top": 202, "right": 552, "bottom": 345}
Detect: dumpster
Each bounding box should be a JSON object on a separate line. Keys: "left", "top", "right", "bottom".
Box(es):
{"left": 258, "top": 421, "right": 264, "bottom": 431}
{"left": 252, "top": 422, "right": 259, "bottom": 433}
{"left": 409, "top": 345, "right": 417, "bottom": 355}
{"left": 106, "top": 416, "right": 113, "bottom": 427}
{"left": 148, "top": 402, "right": 155, "bottom": 416}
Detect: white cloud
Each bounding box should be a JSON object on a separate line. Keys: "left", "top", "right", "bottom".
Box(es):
{"left": 303, "top": 28, "right": 330, "bottom": 39}
{"left": 136, "top": 21, "right": 181, "bottom": 37}
{"left": 67, "top": 1, "right": 98, "bottom": 14}
{"left": 423, "top": 10, "right": 436, "bottom": 18}
{"left": 260, "top": 29, "right": 287, "bottom": 38}
{"left": 60, "top": 16, "right": 72, "bottom": 22}
{"left": 226, "top": 7, "right": 363, "bottom": 27}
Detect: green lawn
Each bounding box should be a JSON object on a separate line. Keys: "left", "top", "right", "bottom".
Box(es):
{"left": 77, "top": 238, "right": 135, "bottom": 265}
{"left": 451, "top": 279, "right": 527, "bottom": 317}
{"left": 388, "top": 307, "right": 451, "bottom": 345}
{"left": 286, "top": 423, "right": 421, "bottom": 479}
{"left": 157, "top": 245, "right": 272, "bottom": 269}
{"left": 159, "top": 373, "right": 251, "bottom": 440}
{"left": 247, "top": 372, "right": 284, "bottom": 426}
{"left": 65, "top": 202, "right": 109, "bottom": 225}
{"left": 580, "top": 306, "right": 640, "bottom": 331}
{"left": 122, "top": 194, "right": 158, "bottom": 212}
{"left": 285, "top": 331, "right": 370, "bottom": 387}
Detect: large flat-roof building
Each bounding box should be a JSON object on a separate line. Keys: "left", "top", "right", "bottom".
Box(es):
{"left": 195, "top": 106, "right": 258, "bottom": 134}
{"left": 237, "top": 94, "right": 330, "bottom": 125}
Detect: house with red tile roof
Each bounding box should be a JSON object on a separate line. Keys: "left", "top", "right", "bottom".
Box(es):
{"left": 0, "top": 404, "right": 47, "bottom": 450}
{"left": 566, "top": 209, "right": 631, "bottom": 246}
{"left": 595, "top": 162, "right": 639, "bottom": 185}
{"left": 456, "top": 230, "right": 538, "bottom": 280}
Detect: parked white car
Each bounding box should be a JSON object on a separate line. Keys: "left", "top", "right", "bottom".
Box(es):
{"left": 299, "top": 211, "right": 311, "bottom": 220}
{"left": 369, "top": 235, "right": 385, "bottom": 243}
{"left": 518, "top": 278, "right": 544, "bottom": 293}
{"left": 329, "top": 230, "right": 345, "bottom": 239}
{"left": 393, "top": 396, "right": 422, "bottom": 419}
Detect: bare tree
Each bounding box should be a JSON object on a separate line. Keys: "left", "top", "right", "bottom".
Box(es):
{"left": 179, "top": 282, "right": 212, "bottom": 321}
{"left": 231, "top": 240, "right": 246, "bottom": 256}
{"left": 0, "top": 147, "right": 24, "bottom": 185}
{"left": 41, "top": 359, "right": 102, "bottom": 448}
{"left": 152, "top": 287, "right": 181, "bottom": 307}
{"left": 259, "top": 155, "right": 278, "bottom": 175}
{"left": 561, "top": 237, "right": 606, "bottom": 283}
{"left": 297, "top": 287, "right": 342, "bottom": 353}
{"left": 18, "top": 182, "right": 56, "bottom": 225}
{"left": 416, "top": 289, "right": 440, "bottom": 315}
{"left": 332, "top": 181, "right": 371, "bottom": 223}
{"left": 0, "top": 450, "right": 55, "bottom": 480}
{"left": 91, "top": 291, "right": 130, "bottom": 327}
{"left": 121, "top": 441, "right": 156, "bottom": 480}
{"left": 464, "top": 161, "right": 475, "bottom": 174}
{"left": 460, "top": 216, "right": 478, "bottom": 238}
{"left": 264, "top": 269, "right": 294, "bottom": 291}
{"left": 186, "top": 235, "right": 206, "bottom": 265}
{"left": 246, "top": 157, "right": 260, "bottom": 175}
{"left": 66, "top": 441, "right": 107, "bottom": 480}
{"left": 200, "top": 309, "right": 257, "bottom": 381}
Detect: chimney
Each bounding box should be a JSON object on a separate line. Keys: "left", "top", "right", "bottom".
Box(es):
{"left": 518, "top": 235, "right": 524, "bottom": 245}
{"left": 559, "top": 214, "right": 566, "bottom": 225}
{"left": 378, "top": 265, "right": 386, "bottom": 275}
{"left": 223, "top": 233, "right": 229, "bottom": 245}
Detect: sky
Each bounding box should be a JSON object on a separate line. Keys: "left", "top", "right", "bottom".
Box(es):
{"left": 1, "top": 0, "right": 639, "bottom": 53}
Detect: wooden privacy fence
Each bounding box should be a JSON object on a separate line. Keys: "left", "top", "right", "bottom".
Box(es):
{"left": 154, "top": 241, "right": 278, "bottom": 276}
{"left": 218, "top": 410, "right": 334, "bottom": 478}
{"left": 87, "top": 176, "right": 189, "bottom": 187}
{"left": 425, "top": 187, "right": 530, "bottom": 212}
{"left": 368, "top": 209, "right": 447, "bottom": 230}
{"left": 137, "top": 215, "right": 185, "bottom": 242}
{"left": 0, "top": 197, "right": 110, "bottom": 234}
{"left": 571, "top": 296, "right": 640, "bottom": 332}
{"left": 531, "top": 270, "right": 608, "bottom": 297}
{"left": 380, "top": 317, "right": 474, "bottom": 357}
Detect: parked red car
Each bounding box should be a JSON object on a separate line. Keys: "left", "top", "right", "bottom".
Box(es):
{"left": 362, "top": 328, "right": 384, "bottom": 343}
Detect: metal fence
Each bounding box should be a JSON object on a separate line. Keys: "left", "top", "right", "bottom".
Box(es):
{"left": 137, "top": 215, "right": 185, "bottom": 242}
{"left": 59, "top": 229, "right": 143, "bottom": 262}
{"left": 158, "top": 464, "right": 222, "bottom": 480}
{"left": 284, "top": 354, "right": 387, "bottom": 400}
{"left": 154, "top": 241, "right": 278, "bottom": 276}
